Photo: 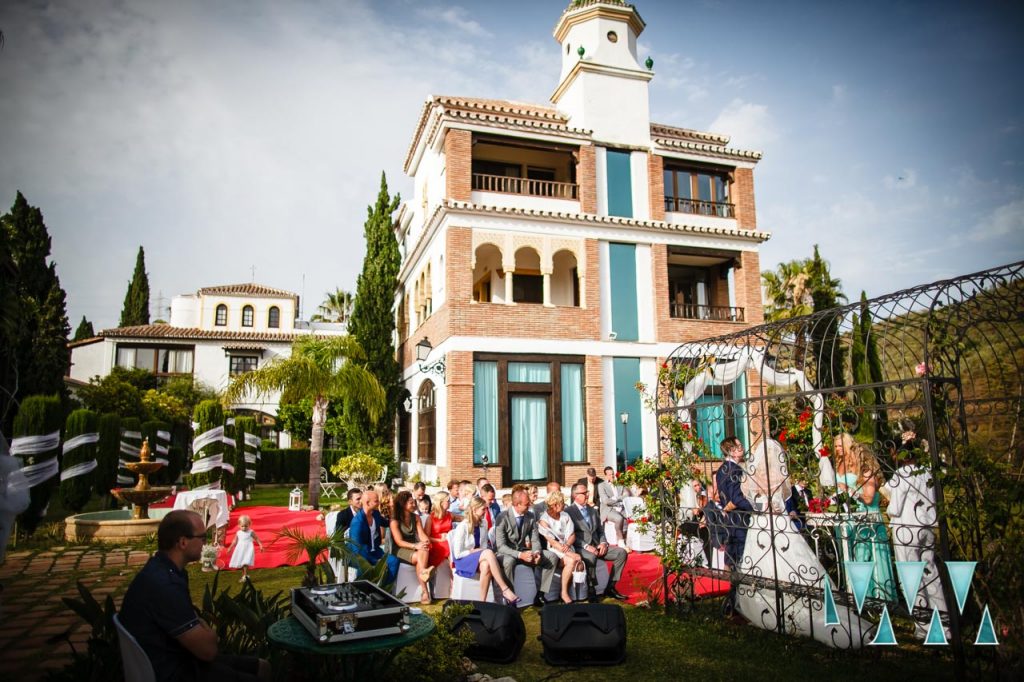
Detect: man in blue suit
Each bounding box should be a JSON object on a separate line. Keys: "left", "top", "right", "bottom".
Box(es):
{"left": 347, "top": 489, "right": 398, "bottom": 584}
{"left": 715, "top": 436, "right": 752, "bottom": 568}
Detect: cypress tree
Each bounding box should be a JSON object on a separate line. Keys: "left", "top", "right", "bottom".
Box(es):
{"left": 344, "top": 172, "right": 401, "bottom": 448}
{"left": 119, "top": 246, "right": 150, "bottom": 327}
{"left": 1, "top": 192, "right": 70, "bottom": 434}
{"left": 808, "top": 245, "right": 846, "bottom": 390}
{"left": 859, "top": 292, "right": 889, "bottom": 454}
{"left": 188, "top": 400, "right": 223, "bottom": 489}
{"left": 235, "top": 416, "right": 258, "bottom": 495}
{"left": 119, "top": 417, "right": 143, "bottom": 487}
{"left": 59, "top": 408, "right": 98, "bottom": 512}
{"left": 13, "top": 394, "right": 63, "bottom": 534}
{"left": 96, "top": 413, "right": 121, "bottom": 503}
{"left": 73, "top": 316, "right": 95, "bottom": 341}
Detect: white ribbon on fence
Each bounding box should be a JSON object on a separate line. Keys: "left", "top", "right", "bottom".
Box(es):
{"left": 157, "top": 430, "right": 171, "bottom": 442}
{"left": 221, "top": 462, "right": 235, "bottom": 474}
{"left": 244, "top": 434, "right": 262, "bottom": 449}
{"left": 120, "top": 441, "right": 139, "bottom": 457}
{"left": 244, "top": 453, "right": 257, "bottom": 464}
{"left": 10, "top": 431, "right": 61, "bottom": 456}
{"left": 7, "top": 457, "right": 60, "bottom": 493}
{"left": 192, "top": 426, "right": 224, "bottom": 453}
{"left": 156, "top": 444, "right": 169, "bottom": 455}
{"left": 60, "top": 460, "right": 98, "bottom": 482}
{"left": 116, "top": 474, "right": 134, "bottom": 485}
{"left": 190, "top": 453, "right": 224, "bottom": 474}
{"left": 62, "top": 433, "right": 99, "bottom": 456}
{"left": 226, "top": 418, "right": 235, "bottom": 426}
{"left": 222, "top": 437, "right": 237, "bottom": 449}
{"left": 122, "top": 430, "right": 142, "bottom": 440}
{"left": 155, "top": 458, "right": 169, "bottom": 466}
{"left": 245, "top": 468, "right": 256, "bottom": 480}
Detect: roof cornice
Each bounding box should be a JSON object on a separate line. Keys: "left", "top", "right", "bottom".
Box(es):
{"left": 653, "top": 136, "right": 763, "bottom": 162}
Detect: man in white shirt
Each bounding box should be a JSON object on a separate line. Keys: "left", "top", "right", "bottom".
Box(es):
{"left": 884, "top": 436, "right": 948, "bottom": 639}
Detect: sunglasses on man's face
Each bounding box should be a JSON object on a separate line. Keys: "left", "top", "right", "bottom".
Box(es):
{"left": 185, "top": 531, "right": 210, "bottom": 540}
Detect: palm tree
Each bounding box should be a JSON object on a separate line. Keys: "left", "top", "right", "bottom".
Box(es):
{"left": 311, "top": 288, "right": 354, "bottom": 324}
{"left": 762, "top": 259, "right": 815, "bottom": 323}
{"left": 223, "top": 335, "right": 385, "bottom": 508}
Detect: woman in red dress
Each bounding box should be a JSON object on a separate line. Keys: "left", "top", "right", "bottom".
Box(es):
{"left": 427, "top": 490, "right": 453, "bottom": 567}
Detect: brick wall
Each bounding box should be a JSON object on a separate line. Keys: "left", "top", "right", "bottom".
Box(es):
{"left": 647, "top": 153, "right": 665, "bottom": 222}
{"left": 445, "top": 129, "right": 472, "bottom": 202}
{"left": 735, "top": 250, "right": 764, "bottom": 325}
{"left": 733, "top": 168, "right": 757, "bottom": 230}
{"left": 577, "top": 144, "right": 597, "bottom": 214}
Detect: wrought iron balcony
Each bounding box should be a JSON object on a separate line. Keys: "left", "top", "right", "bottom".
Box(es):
{"left": 664, "top": 197, "right": 735, "bottom": 218}
{"left": 671, "top": 303, "right": 745, "bottom": 322}
{"left": 472, "top": 173, "right": 579, "bottom": 200}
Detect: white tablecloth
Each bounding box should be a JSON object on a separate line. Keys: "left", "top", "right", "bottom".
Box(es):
{"left": 173, "top": 489, "right": 230, "bottom": 528}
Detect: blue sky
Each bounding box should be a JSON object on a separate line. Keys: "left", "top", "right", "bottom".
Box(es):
{"left": 1, "top": 0, "right": 1021, "bottom": 329}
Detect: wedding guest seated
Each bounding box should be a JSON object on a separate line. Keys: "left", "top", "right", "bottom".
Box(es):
{"left": 533, "top": 481, "right": 562, "bottom": 518}
{"left": 680, "top": 479, "right": 711, "bottom": 567}
{"left": 412, "top": 481, "right": 427, "bottom": 506}
{"left": 501, "top": 493, "right": 513, "bottom": 513}
{"left": 537, "top": 491, "right": 583, "bottom": 604}
{"left": 598, "top": 466, "right": 629, "bottom": 550}
{"left": 480, "top": 483, "right": 501, "bottom": 525}
{"left": 786, "top": 477, "right": 812, "bottom": 531}
{"left": 417, "top": 496, "right": 432, "bottom": 527}
{"left": 451, "top": 497, "right": 519, "bottom": 604}
{"left": 427, "top": 491, "right": 454, "bottom": 567}
{"left": 374, "top": 483, "right": 394, "bottom": 523}
{"left": 336, "top": 488, "right": 361, "bottom": 535}
{"left": 347, "top": 490, "right": 398, "bottom": 584}
{"left": 495, "top": 489, "right": 552, "bottom": 605}
{"left": 526, "top": 484, "right": 539, "bottom": 508}
{"left": 567, "top": 484, "right": 628, "bottom": 601}
{"left": 454, "top": 481, "right": 476, "bottom": 522}
{"left": 476, "top": 476, "right": 490, "bottom": 496}
{"left": 390, "top": 491, "right": 433, "bottom": 604}
{"left": 446, "top": 479, "right": 461, "bottom": 513}
{"left": 119, "top": 510, "right": 271, "bottom": 682}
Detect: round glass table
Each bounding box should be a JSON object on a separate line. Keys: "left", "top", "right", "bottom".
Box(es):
{"left": 267, "top": 613, "right": 435, "bottom": 679}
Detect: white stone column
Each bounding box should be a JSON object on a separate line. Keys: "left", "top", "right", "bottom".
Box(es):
{"left": 543, "top": 272, "right": 553, "bottom": 307}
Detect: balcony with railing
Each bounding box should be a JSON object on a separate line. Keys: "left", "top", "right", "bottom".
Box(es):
{"left": 472, "top": 173, "right": 578, "bottom": 200}
{"left": 670, "top": 302, "right": 745, "bottom": 322}
{"left": 664, "top": 196, "right": 734, "bottom": 218}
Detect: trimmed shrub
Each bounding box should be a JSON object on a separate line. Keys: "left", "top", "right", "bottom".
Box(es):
{"left": 234, "top": 416, "right": 258, "bottom": 492}
{"left": 14, "top": 394, "right": 63, "bottom": 534}
{"left": 119, "top": 417, "right": 142, "bottom": 487}
{"left": 95, "top": 413, "right": 121, "bottom": 498}
{"left": 58, "top": 408, "right": 98, "bottom": 512}
{"left": 255, "top": 448, "right": 345, "bottom": 484}
{"left": 142, "top": 419, "right": 171, "bottom": 485}
{"left": 187, "top": 400, "right": 223, "bottom": 489}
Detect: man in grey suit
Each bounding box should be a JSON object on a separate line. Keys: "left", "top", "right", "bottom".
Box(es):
{"left": 495, "top": 490, "right": 554, "bottom": 606}
{"left": 597, "top": 466, "right": 629, "bottom": 549}
{"left": 567, "top": 484, "right": 628, "bottom": 601}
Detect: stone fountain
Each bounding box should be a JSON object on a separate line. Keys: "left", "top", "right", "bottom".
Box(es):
{"left": 65, "top": 438, "right": 174, "bottom": 542}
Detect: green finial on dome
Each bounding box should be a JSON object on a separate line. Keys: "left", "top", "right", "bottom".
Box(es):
{"left": 645, "top": 56, "right": 654, "bottom": 70}
{"left": 577, "top": 45, "right": 585, "bottom": 58}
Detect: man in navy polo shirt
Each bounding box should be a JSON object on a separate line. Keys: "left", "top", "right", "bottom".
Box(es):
{"left": 120, "top": 510, "right": 271, "bottom": 682}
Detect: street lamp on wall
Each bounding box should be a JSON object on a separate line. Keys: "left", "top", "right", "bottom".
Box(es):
{"left": 620, "top": 411, "right": 629, "bottom": 467}
{"left": 415, "top": 337, "right": 446, "bottom": 378}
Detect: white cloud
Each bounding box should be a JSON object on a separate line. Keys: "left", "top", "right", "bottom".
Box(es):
{"left": 708, "top": 99, "right": 776, "bottom": 149}
{"left": 968, "top": 199, "right": 1024, "bottom": 242}
{"left": 433, "top": 6, "right": 492, "bottom": 38}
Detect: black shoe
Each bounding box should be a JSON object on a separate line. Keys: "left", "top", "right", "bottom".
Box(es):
{"left": 587, "top": 590, "right": 601, "bottom": 603}
{"left": 603, "top": 587, "right": 627, "bottom": 600}
{"left": 533, "top": 594, "right": 548, "bottom": 608}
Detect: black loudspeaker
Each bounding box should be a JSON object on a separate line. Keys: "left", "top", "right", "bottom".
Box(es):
{"left": 539, "top": 603, "right": 627, "bottom": 666}
{"left": 444, "top": 599, "right": 525, "bottom": 664}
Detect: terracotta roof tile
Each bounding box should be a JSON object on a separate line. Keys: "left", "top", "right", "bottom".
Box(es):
{"left": 97, "top": 325, "right": 304, "bottom": 343}
{"left": 197, "top": 283, "right": 297, "bottom": 298}
{"left": 650, "top": 123, "right": 730, "bottom": 146}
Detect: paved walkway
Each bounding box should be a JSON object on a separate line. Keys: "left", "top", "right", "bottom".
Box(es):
{"left": 0, "top": 546, "right": 151, "bottom": 681}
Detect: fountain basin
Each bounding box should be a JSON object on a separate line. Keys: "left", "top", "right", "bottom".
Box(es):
{"left": 65, "top": 508, "right": 172, "bottom": 543}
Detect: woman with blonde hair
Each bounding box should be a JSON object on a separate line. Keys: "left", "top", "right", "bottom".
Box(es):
{"left": 450, "top": 496, "right": 519, "bottom": 604}
{"left": 851, "top": 448, "right": 897, "bottom": 601}
{"left": 374, "top": 483, "right": 393, "bottom": 522}
{"left": 536, "top": 490, "right": 583, "bottom": 604}
{"left": 427, "top": 490, "right": 454, "bottom": 567}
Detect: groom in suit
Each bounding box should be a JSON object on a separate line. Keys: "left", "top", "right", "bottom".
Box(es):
{"left": 495, "top": 489, "right": 553, "bottom": 606}
{"left": 568, "top": 484, "right": 628, "bottom": 601}
{"left": 715, "top": 437, "right": 752, "bottom": 569}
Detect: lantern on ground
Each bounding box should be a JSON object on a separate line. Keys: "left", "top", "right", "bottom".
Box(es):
{"left": 289, "top": 486, "right": 303, "bottom": 511}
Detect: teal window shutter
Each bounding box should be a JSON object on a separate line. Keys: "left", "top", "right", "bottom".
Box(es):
{"left": 606, "top": 150, "right": 633, "bottom": 218}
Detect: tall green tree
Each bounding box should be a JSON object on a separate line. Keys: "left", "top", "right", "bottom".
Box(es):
{"left": 343, "top": 173, "right": 401, "bottom": 449}
{"left": 0, "top": 192, "right": 70, "bottom": 435}
{"left": 119, "top": 246, "right": 150, "bottom": 327}
{"left": 312, "top": 288, "right": 354, "bottom": 323}
{"left": 13, "top": 394, "right": 63, "bottom": 533}
{"left": 73, "top": 315, "right": 95, "bottom": 340}
{"left": 807, "top": 245, "right": 847, "bottom": 389}
{"left": 224, "top": 335, "right": 385, "bottom": 509}
{"left": 59, "top": 408, "right": 98, "bottom": 512}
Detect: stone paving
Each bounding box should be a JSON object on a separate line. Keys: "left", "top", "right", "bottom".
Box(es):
{"left": 0, "top": 546, "right": 151, "bottom": 681}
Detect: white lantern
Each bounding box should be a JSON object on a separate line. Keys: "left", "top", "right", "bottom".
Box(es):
{"left": 289, "top": 487, "right": 303, "bottom": 511}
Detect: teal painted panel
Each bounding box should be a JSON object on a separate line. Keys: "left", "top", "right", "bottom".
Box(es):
{"left": 606, "top": 150, "right": 633, "bottom": 218}
{"left": 609, "top": 243, "right": 639, "bottom": 341}
{"left": 613, "top": 357, "right": 643, "bottom": 466}
{"left": 695, "top": 395, "right": 726, "bottom": 457}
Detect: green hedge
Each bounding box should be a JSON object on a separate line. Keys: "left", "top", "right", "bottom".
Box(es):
{"left": 256, "top": 448, "right": 347, "bottom": 484}
{"left": 59, "top": 409, "right": 97, "bottom": 512}
{"left": 96, "top": 413, "right": 121, "bottom": 497}
{"left": 14, "top": 394, "right": 64, "bottom": 534}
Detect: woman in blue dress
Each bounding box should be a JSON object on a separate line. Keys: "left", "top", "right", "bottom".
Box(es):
{"left": 450, "top": 496, "right": 519, "bottom": 604}
{"left": 851, "top": 449, "right": 897, "bottom": 602}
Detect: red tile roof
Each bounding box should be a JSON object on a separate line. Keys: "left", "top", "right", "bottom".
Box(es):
{"left": 97, "top": 325, "right": 303, "bottom": 343}
{"left": 197, "top": 283, "right": 297, "bottom": 298}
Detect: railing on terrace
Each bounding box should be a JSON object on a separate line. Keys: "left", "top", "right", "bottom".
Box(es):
{"left": 664, "top": 196, "right": 735, "bottom": 218}
{"left": 670, "top": 303, "right": 745, "bottom": 322}
{"left": 472, "top": 173, "right": 579, "bottom": 200}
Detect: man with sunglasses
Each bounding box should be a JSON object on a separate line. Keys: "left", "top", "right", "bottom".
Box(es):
{"left": 567, "top": 484, "right": 628, "bottom": 601}
{"left": 120, "top": 510, "right": 271, "bottom": 681}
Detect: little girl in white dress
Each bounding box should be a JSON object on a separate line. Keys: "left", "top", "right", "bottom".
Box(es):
{"left": 227, "top": 514, "right": 263, "bottom": 582}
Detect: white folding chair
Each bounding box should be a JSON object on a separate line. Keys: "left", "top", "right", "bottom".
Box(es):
{"left": 319, "top": 467, "right": 340, "bottom": 499}
{"left": 113, "top": 613, "right": 155, "bottom": 682}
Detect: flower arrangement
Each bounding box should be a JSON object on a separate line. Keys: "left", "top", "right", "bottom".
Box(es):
{"left": 200, "top": 543, "right": 220, "bottom": 572}
{"left": 330, "top": 453, "right": 384, "bottom": 490}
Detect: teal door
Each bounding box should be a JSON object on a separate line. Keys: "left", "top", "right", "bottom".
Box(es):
{"left": 695, "top": 395, "right": 726, "bottom": 457}
{"left": 511, "top": 395, "right": 547, "bottom": 480}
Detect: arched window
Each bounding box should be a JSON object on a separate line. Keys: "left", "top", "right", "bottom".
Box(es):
{"left": 513, "top": 246, "right": 543, "bottom": 304}
{"left": 215, "top": 304, "right": 228, "bottom": 326}
{"left": 417, "top": 380, "right": 436, "bottom": 464}
{"left": 241, "top": 305, "right": 254, "bottom": 327}
{"left": 552, "top": 249, "right": 580, "bottom": 307}
{"left": 473, "top": 243, "right": 502, "bottom": 303}
{"left": 268, "top": 306, "right": 280, "bottom": 329}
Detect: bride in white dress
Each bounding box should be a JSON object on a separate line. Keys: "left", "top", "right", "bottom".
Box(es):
{"left": 734, "top": 438, "right": 871, "bottom": 649}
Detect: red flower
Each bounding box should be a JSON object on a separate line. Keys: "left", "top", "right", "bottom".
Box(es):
{"left": 807, "top": 498, "right": 826, "bottom": 514}
{"left": 818, "top": 446, "right": 831, "bottom": 458}
{"left": 681, "top": 423, "right": 690, "bottom": 431}
{"left": 661, "top": 362, "right": 668, "bottom": 369}
{"left": 778, "top": 429, "right": 788, "bottom": 443}
{"left": 799, "top": 409, "right": 810, "bottom": 424}
{"left": 639, "top": 516, "right": 649, "bottom": 524}
{"left": 626, "top": 465, "right": 635, "bottom": 473}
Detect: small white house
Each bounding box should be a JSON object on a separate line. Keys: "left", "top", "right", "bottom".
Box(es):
{"left": 68, "top": 283, "right": 345, "bottom": 425}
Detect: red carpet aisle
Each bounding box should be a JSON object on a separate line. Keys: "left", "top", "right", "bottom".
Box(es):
{"left": 619, "top": 552, "right": 729, "bottom": 603}
{"left": 215, "top": 506, "right": 326, "bottom": 570}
